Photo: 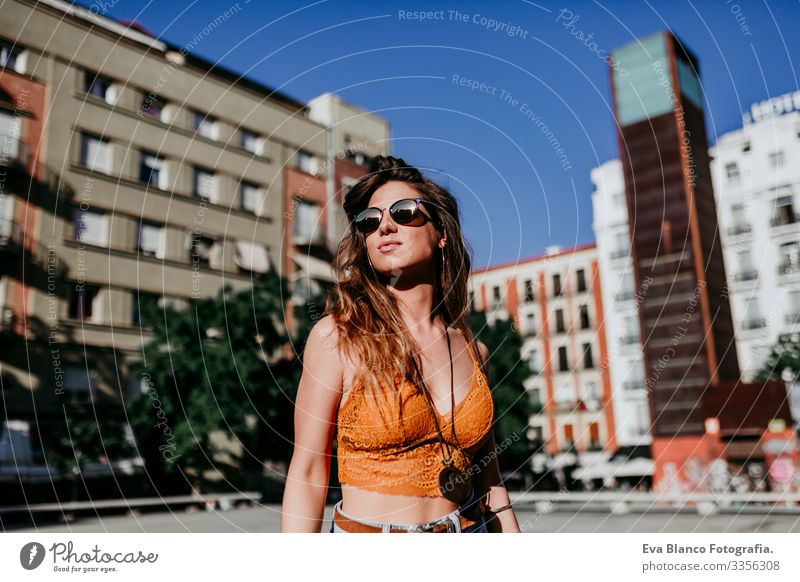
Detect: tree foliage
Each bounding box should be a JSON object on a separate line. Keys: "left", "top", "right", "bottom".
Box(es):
{"left": 754, "top": 332, "right": 800, "bottom": 382}
{"left": 127, "top": 270, "right": 308, "bottom": 491}
{"left": 467, "top": 311, "right": 536, "bottom": 473}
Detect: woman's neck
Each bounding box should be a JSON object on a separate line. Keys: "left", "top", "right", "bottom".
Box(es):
{"left": 389, "top": 282, "right": 446, "bottom": 335}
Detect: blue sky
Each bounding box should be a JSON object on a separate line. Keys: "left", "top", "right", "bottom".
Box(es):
{"left": 75, "top": 0, "right": 800, "bottom": 269}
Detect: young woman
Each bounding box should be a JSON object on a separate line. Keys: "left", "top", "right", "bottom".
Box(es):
{"left": 281, "top": 155, "right": 521, "bottom": 533}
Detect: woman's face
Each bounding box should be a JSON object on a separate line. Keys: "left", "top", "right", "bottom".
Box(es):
{"left": 363, "top": 181, "right": 444, "bottom": 283}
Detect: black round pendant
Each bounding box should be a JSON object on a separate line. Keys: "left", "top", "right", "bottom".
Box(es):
{"left": 438, "top": 465, "right": 472, "bottom": 504}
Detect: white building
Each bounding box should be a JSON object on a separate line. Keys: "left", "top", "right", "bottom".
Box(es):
{"left": 711, "top": 92, "right": 800, "bottom": 380}
{"left": 590, "top": 160, "right": 652, "bottom": 448}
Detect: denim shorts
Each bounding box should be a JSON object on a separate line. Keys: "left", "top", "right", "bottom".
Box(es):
{"left": 329, "top": 489, "right": 489, "bottom": 533}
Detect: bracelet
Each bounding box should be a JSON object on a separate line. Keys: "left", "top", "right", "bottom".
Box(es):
{"left": 488, "top": 502, "right": 513, "bottom": 514}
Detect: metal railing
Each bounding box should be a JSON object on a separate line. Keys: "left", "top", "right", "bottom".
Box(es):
{"left": 0, "top": 491, "right": 262, "bottom": 514}
{"left": 509, "top": 490, "right": 800, "bottom": 515}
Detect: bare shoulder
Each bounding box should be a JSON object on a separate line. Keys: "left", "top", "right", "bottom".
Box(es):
{"left": 303, "top": 315, "right": 343, "bottom": 374}
{"left": 306, "top": 314, "right": 338, "bottom": 348}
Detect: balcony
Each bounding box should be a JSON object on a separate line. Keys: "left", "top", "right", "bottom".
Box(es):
{"left": 610, "top": 248, "right": 630, "bottom": 259}
{"left": 742, "top": 318, "right": 766, "bottom": 330}
{"left": 622, "top": 380, "right": 646, "bottom": 391}
{"left": 727, "top": 223, "right": 752, "bottom": 236}
{"left": 615, "top": 290, "right": 635, "bottom": 302}
{"left": 734, "top": 269, "right": 759, "bottom": 282}
{"left": 777, "top": 262, "right": 800, "bottom": 277}
{"left": 772, "top": 212, "right": 800, "bottom": 228}
{"left": 619, "top": 334, "right": 639, "bottom": 346}
{"left": 0, "top": 218, "right": 25, "bottom": 252}
{"left": 0, "top": 135, "right": 29, "bottom": 171}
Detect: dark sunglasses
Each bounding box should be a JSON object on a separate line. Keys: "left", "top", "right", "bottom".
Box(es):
{"left": 352, "top": 198, "right": 437, "bottom": 234}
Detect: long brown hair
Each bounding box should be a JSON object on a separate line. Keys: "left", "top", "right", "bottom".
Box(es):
{"left": 324, "top": 155, "right": 478, "bottom": 408}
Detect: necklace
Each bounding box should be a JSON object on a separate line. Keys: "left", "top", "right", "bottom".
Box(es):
{"left": 411, "top": 324, "right": 473, "bottom": 504}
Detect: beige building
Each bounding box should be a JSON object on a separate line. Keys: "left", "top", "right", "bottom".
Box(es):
{"left": 0, "top": 0, "right": 388, "bottom": 476}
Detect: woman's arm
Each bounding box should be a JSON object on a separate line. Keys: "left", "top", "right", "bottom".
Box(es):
{"left": 280, "top": 315, "right": 344, "bottom": 532}
{"left": 472, "top": 339, "right": 522, "bottom": 533}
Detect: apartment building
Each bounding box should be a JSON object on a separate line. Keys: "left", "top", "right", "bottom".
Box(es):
{"left": 0, "top": 0, "right": 388, "bottom": 476}
{"left": 591, "top": 159, "right": 651, "bottom": 448}
{"left": 469, "top": 243, "right": 616, "bottom": 463}
{"left": 711, "top": 94, "right": 800, "bottom": 380}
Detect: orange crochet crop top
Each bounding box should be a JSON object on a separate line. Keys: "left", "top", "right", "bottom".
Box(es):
{"left": 336, "top": 331, "right": 494, "bottom": 497}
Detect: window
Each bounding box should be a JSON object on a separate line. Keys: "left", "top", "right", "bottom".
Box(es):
{"left": 526, "top": 312, "right": 535, "bottom": 336}
{"left": 293, "top": 199, "right": 323, "bottom": 244}
{"left": 528, "top": 349, "right": 539, "bottom": 372}
{"left": 68, "top": 282, "right": 99, "bottom": 321}
{"left": 558, "top": 346, "right": 569, "bottom": 372}
{"left": 187, "top": 232, "right": 216, "bottom": 268}
{"left": 616, "top": 275, "right": 635, "bottom": 301}
{"left": 468, "top": 290, "right": 476, "bottom": 311}
{"left": 141, "top": 93, "right": 165, "bottom": 120}
{"left": 297, "top": 150, "right": 319, "bottom": 175}
{"left": 63, "top": 366, "right": 95, "bottom": 404}
{"left": 84, "top": 71, "right": 116, "bottom": 104}
{"left": 193, "top": 167, "right": 218, "bottom": 202}
{"left": 788, "top": 290, "right": 800, "bottom": 320}
{"left": 73, "top": 208, "right": 107, "bottom": 245}
{"left": 193, "top": 110, "right": 218, "bottom": 140}
{"left": 552, "top": 273, "right": 562, "bottom": 296}
{"left": 0, "top": 40, "right": 26, "bottom": 73}
{"left": 742, "top": 298, "right": 764, "bottom": 329}
{"left": 136, "top": 221, "right": 165, "bottom": 258}
{"left": 79, "top": 132, "right": 111, "bottom": 173}
{"left": 725, "top": 162, "right": 740, "bottom": 183}
{"left": 736, "top": 249, "right": 756, "bottom": 280}
{"left": 529, "top": 388, "right": 541, "bottom": 407}
{"left": 579, "top": 305, "right": 590, "bottom": 329}
{"left": 729, "top": 203, "right": 750, "bottom": 234}
{"left": 613, "top": 232, "right": 629, "bottom": 258}
{"left": 234, "top": 240, "right": 270, "bottom": 274}
{"left": 621, "top": 316, "right": 639, "bottom": 344}
{"left": 491, "top": 286, "right": 502, "bottom": 308}
{"left": 582, "top": 342, "right": 594, "bottom": 369}
{"left": 524, "top": 279, "right": 535, "bottom": 302}
{"left": 0, "top": 109, "right": 22, "bottom": 161}
{"left": 139, "top": 151, "right": 166, "bottom": 189}
{"left": 769, "top": 151, "right": 786, "bottom": 168}
{"left": 240, "top": 128, "right": 263, "bottom": 155}
{"left": 779, "top": 241, "right": 800, "bottom": 274}
{"left": 576, "top": 268, "right": 587, "bottom": 292}
{"left": 240, "top": 181, "right": 260, "bottom": 213}
{"left": 555, "top": 309, "right": 565, "bottom": 333}
{"left": 773, "top": 195, "right": 797, "bottom": 227}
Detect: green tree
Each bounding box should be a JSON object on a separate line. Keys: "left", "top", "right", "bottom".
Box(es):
{"left": 467, "top": 311, "right": 535, "bottom": 474}
{"left": 127, "top": 270, "right": 308, "bottom": 494}
{"left": 754, "top": 332, "right": 800, "bottom": 382}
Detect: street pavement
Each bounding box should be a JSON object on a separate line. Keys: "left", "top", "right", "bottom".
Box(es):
{"left": 7, "top": 505, "right": 800, "bottom": 533}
